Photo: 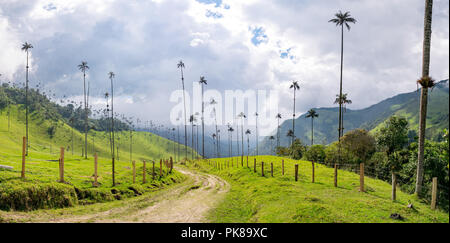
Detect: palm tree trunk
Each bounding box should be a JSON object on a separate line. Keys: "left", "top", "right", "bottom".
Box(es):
{"left": 25, "top": 50, "right": 29, "bottom": 156}
{"left": 110, "top": 77, "right": 116, "bottom": 186}
{"left": 181, "top": 68, "right": 188, "bottom": 161}
{"left": 191, "top": 123, "right": 194, "bottom": 160}
{"left": 241, "top": 119, "right": 244, "bottom": 166}
{"left": 415, "top": 0, "right": 433, "bottom": 197}
{"left": 256, "top": 116, "right": 258, "bottom": 156}
{"left": 292, "top": 90, "right": 296, "bottom": 146}
{"left": 277, "top": 118, "right": 280, "bottom": 147}
{"left": 201, "top": 84, "right": 205, "bottom": 158}
{"left": 84, "top": 73, "right": 88, "bottom": 159}
{"left": 311, "top": 117, "right": 314, "bottom": 146}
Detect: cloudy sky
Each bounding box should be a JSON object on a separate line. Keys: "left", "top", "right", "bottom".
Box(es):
{"left": 0, "top": 0, "right": 448, "bottom": 135}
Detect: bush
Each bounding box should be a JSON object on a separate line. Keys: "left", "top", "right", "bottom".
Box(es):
{"left": 305, "top": 145, "right": 326, "bottom": 162}
{"left": 0, "top": 180, "right": 78, "bottom": 211}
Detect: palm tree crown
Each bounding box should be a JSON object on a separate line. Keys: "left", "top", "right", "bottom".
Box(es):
{"left": 109, "top": 71, "right": 115, "bottom": 79}
{"left": 199, "top": 76, "right": 207, "bottom": 85}
{"left": 329, "top": 11, "right": 357, "bottom": 30}
{"left": 245, "top": 129, "right": 251, "bottom": 135}
{"left": 21, "top": 42, "right": 33, "bottom": 52}
{"left": 306, "top": 109, "right": 319, "bottom": 119}
{"left": 78, "top": 61, "right": 89, "bottom": 72}
{"left": 290, "top": 81, "right": 300, "bottom": 90}
{"left": 177, "top": 60, "right": 185, "bottom": 69}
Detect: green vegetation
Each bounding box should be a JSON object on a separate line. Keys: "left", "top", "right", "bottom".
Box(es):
{"left": 260, "top": 79, "right": 449, "bottom": 152}
{"left": 0, "top": 104, "right": 194, "bottom": 211}
{"left": 187, "top": 156, "right": 448, "bottom": 223}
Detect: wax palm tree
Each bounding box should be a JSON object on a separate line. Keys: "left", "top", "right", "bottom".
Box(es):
{"left": 228, "top": 126, "right": 234, "bottom": 157}
{"left": 107, "top": 71, "right": 117, "bottom": 186}
{"left": 329, "top": 11, "right": 356, "bottom": 140}
{"left": 269, "top": 136, "right": 275, "bottom": 154}
{"left": 287, "top": 129, "right": 294, "bottom": 140}
{"left": 212, "top": 133, "right": 217, "bottom": 157}
{"left": 210, "top": 98, "right": 219, "bottom": 157}
{"left": 69, "top": 116, "right": 75, "bottom": 155}
{"left": 245, "top": 129, "right": 251, "bottom": 157}
{"left": 306, "top": 109, "right": 319, "bottom": 146}
{"left": 238, "top": 112, "right": 246, "bottom": 165}
{"left": 289, "top": 81, "right": 300, "bottom": 146}
{"left": 78, "top": 61, "right": 89, "bottom": 159}
{"left": 22, "top": 42, "right": 33, "bottom": 155}
{"left": 255, "top": 112, "right": 259, "bottom": 156}
{"left": 177, "top": 60, "right": 188, "bottom": 161}
{"left": 276, "top": 113, "right": 282, "bottom": 147}
{"left": 416, "top": 0, "right": 435, "bottom": 197}
{"left": 334, "top": 93, "right": 352, "bottom": 134}
{"left": 189, "top": 114, "right": 196, "bottom": 160}
{"left": 199, "top": 76, "right": 208, "bottom": 158}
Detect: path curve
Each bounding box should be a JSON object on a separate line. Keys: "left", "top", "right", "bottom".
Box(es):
{"left": 1, "top": 167, "right": 229, "bottom": 223}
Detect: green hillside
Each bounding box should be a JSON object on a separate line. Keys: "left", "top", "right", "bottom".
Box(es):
{"left": 188, "top": 156, "right": 448, "bottom": 223}
{"left": 260, "top": 79, "right": 449, "bottom": 153}
{"left": 0, "top": 104, "right": 196, "bottom": 211}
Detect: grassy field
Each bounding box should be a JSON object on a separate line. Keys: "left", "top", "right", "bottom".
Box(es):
{"left": 187, "top": 156, "right": 449, "bottom": 223}
{"left": 0, "top": 105, "right": 194, "bottom": 211}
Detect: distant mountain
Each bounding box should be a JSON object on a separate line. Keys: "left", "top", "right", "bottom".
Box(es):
{"left": 259, "top": 79, "right": 449, "bottom": 154}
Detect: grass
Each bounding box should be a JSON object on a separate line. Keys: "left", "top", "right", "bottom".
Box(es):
{"left": 187, "top": 155, "right": 449, "bottom": 223}
{"left": 0, "top": 105, "right": 193, "bottom": 211}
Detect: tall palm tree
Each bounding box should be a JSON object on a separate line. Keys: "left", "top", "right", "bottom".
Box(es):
{"left": 228, "top": 126, "right": 234, "bottom": 157}
{"left": 238, "top": 112, "right": 246, "bottom": 165}
{"left": 416, "top": 0, "right": 435, "bottom": 196}
{"left": 245, "top": 129, "right": 251, "bottom": 157}
{"left": 276, "top": 113, "right": 282, "bottom": 147}
{"left": 306, "top": 109, "right": 319, "bottom": 146}
{"left": 22, "top": 42, "right": 33, "bottom": 155}
{"left": 177, "top": 61, "right": 188, "bottom": 161}
{"left": 334, "top": 93, "right": 352, "bottom": 134}
{"left": 287, "top": 129, "right": 294, "bottom": 142}
{"left": 108, "top": 71, "right": 116, "bottom": 186}
{"left": 199, "top": 76, "right": 208, "bottom": 158}
{"left": 78, "top": 61, "right": 89, "bottom": 159}
{"left": 329, "top": 11, "right": 356, "bottom": 140}
{"left": 189, "top": 114, "right": 196, "bottom": 160}
{"left": 210, "top": 98, "right": 219, "bottom": 157}
{"left": 69, "top": 116, "right": 75, "bottom": 155}
{"left": 255, "top": 112, "right": 259, "bottom": 156}
{"left": 212, "top": 133, "right": 217, "bottom": 157}
{"left": 289, "top": 81, "right": 300, "bottom": 146}
{"left": 269, "top": 136, "right": 275, "bottom": 154}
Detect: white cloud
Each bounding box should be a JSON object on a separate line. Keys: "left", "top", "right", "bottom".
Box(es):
{"left": 0, "top": 0, "right": 448, "bottom": 134}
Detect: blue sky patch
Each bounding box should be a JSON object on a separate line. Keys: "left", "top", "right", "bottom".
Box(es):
{"left": 250, "top": 27, "right": 268, "bottom": 46}
{"left": 196, "top": 0, "right": 222, "bottom": 8}
{"left": 206, "top": 9, "right": 223, "bottom": 19}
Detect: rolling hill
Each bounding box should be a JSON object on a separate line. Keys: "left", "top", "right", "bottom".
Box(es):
{"left": 259, "top": 79, "right": 449, "bottom": 153}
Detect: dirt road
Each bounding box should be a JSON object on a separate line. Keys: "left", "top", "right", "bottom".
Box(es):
{"left": 0, "top": 167, "right": 229, "bottom": 223}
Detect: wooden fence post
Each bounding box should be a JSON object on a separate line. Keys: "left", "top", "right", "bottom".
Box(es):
{"left": 282, "top": 160, "right": 284, "bottom": 176}
{"left": 94, "top": 153, "right": 98, "bottom": 186}
{"left": 254, "top": 159, "right": 256, "bottom": 173}
{"left": 143, "top": 160, "right": 147, "bottom": 184}
{"left": 359, "top": 163, "right": 364, "bottom": 192}
{"left": 334, "top": 163, "right": 338, "bottom": 187}
{"left": 271, "top": 163, "right": 273, "bottom": 177}
{"left": 59, "top": 147, "right": 65, "bottom": 183}
{"left": 132, "top": 160, "right": 136, "bottom": 184}
{"left": 391, "top": 172, "right": 397, "bottom": 201}
{"left": 169, "top": 157, "right": 173, "bottom": 174}
{"left": 152, "top": 161, "right": 155, "bottom": 180}
{"left": 21, "top": 136, "right": 26, "bottom": 179}
{"left": 295, "top": 164, "right": 299, "bottom": 182}
{"left": 312, "top": 162, "right": 315, "bottom": 183}
{"left": 431, "top": 177, "right": 438, "bottom": 210}
{"left": 160, "top": 159, "right": 162, "bottom": 177}
{"left": 261, "top": 162, "right": 264, "bottom": 177}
